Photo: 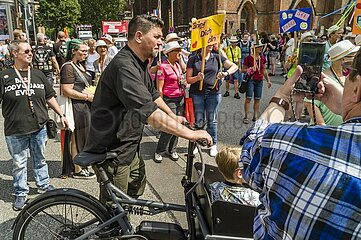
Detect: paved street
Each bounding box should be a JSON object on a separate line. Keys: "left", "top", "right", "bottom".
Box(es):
{"left": 0, "top": 69, "right": 285, "bottom": 239}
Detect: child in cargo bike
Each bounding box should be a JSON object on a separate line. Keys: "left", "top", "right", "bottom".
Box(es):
{"left": 210, "top": 147, "right": 260, "bottom": 207}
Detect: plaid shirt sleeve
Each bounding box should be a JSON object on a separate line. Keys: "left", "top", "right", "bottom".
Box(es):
{"left": 240, "top": 119, "right": 361, "bottom": 240}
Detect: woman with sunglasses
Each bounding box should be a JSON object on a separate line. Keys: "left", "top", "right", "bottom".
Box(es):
{"left": 304, "top": 40, "right": 359, "bottom": 125}
{"left": 153, "top": 41, "right": 185, "bottom": 163}
{"left": 60, "top": 39, "right": 95, "bottom": 179}
{"left": 0, "top": 40, "right": 68, "bottom": 210}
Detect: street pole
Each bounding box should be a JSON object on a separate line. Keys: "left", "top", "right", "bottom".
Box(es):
{"left": 13, "top": 0, "right": 19, "bottom": 29}
{"left": 171, "top": 0, "right": 174, "bottom": 28}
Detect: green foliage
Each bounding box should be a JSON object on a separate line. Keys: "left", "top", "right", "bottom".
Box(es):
{"left": 78, "top": 0, "right": 127, "bottom": 35}
{"left": 36, "top": 0, "right": 81, "bottom": 37}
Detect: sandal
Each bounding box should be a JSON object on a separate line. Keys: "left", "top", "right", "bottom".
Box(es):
{"left": 252, "top": 117, "right": 257, "bottom": 122}
{"left": 243, "top": 118, "right": 249, "bottom": 124}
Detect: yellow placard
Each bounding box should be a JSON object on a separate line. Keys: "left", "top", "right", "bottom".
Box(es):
{"left": 190, "top": 14, "right": 225, "bottom": 52}
{"left": 352, "top": 0, "right": 361, "bottom": 34}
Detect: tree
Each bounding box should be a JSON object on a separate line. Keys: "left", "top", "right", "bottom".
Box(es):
{"left": 36, "top": 0, "right": 81, "bottom": 37}
{"left": 78, "top": 0, "right": 127, "bottom": 36}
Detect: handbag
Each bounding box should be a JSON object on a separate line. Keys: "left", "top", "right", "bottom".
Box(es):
{"left": 55, "top": 87, "right": 75, "bottom": 131}
{"left": 239, "top": 73, "right": 251, "bottom": 94}
{"left": 46, "top": 119, "right": 57, "bottom": 139}
{"left": 184, "top": 97, "right": 195, "bottom": 126}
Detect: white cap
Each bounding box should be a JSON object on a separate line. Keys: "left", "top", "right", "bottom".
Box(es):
{"left": 100, "top": 34, "right": 113, "bottom": 43}
{"left": 328, "top": 40, "right": 360, "bottom": 62}
{"left": 96, "top": 40, "right": 107, "bottom": 48}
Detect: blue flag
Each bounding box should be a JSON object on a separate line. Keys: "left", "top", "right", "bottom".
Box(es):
{"left": 280, "top": 8, "right": 312, "bottom": 33}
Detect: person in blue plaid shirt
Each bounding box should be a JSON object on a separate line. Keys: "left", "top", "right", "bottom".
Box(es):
{"left": 240, "top": 49, "right": 361, "bottom": 239}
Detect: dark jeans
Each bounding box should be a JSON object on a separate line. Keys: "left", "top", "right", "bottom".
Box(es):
{"left": 156, "top": 96, "right": 184, "bottom": 154}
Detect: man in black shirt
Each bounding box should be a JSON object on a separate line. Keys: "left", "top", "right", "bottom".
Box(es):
{"left": 32, "top": 33, "right": 60, "bottom": 88}
{"left": 84, "top": 15, "right": 212, "bottom": 203}
{"left": 53, "top": 31, "right": 67, "bottom": 68}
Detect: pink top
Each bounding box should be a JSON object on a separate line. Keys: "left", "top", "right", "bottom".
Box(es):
{"left": 244, "top": 55, "right": 267, "bottom": 81}
{"left": 157, "top": 61, "right": 184, "bottom": 98}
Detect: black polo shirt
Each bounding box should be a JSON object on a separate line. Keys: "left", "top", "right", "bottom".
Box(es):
{"left": 84, "top": 45, "right": 160, "bottom": 165}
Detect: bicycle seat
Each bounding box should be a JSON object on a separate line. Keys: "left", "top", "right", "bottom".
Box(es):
{"left": 74, "top": 151, "right": 118, "bottom": 167}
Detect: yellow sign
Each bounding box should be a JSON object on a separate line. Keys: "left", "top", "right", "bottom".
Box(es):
{"left": 352, "top": 0, "right": 361, "bottom": 34}
{"left": 190, "top": 14, "right": 225, "bottom": 52}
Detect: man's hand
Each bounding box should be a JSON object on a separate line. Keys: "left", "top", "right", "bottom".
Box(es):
{"left": 314, "top": 73, "right": 343, "bottom": 115}
{"left": 274, "top": 65, "right": 303, "bottom": 102}
{"left": 191, "top": 130, "right": 213, "bottom": 146}
{"left": 175, "top": 115, "right": 187, "bottom": 124}
{"left": 60, "top": 116, "right": 69, "bottom": 129}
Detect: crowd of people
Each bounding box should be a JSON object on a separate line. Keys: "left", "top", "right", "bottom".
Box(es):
{"left": 0, "top": 14, "right": 360, "bottom": 240}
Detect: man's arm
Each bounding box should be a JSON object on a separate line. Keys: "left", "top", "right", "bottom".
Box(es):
{"left": 147, "top": 108, "right": 212, "bottom": 145}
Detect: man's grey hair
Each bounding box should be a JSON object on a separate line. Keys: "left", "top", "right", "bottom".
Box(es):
{"left": 9, "top": 40, "right": 27, "bottom": 53}
{"left": 37, "top": 33, "right": 45, "bottom": 42}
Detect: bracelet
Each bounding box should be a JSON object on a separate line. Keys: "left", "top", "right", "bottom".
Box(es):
{"left": 58, "top": 113, "right": 66, "bottom": 118}
{"left": 269, "top": 97, "right": 289, "bottom": 111}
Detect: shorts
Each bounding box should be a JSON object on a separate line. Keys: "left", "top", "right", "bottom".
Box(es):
{"left": 246, "top": 79, "right": 263, "bottom": 100}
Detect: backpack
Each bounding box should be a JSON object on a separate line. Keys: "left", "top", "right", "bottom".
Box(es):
{"left": 32, "top": 45, "right": 53, "bottom": 72}
{"left": 57, "top": 41, "right": 67, "bottom": 59}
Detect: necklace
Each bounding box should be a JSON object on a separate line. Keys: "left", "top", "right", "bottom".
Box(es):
{"left": 14, "top": 66, "right": 35, "bottom": 116}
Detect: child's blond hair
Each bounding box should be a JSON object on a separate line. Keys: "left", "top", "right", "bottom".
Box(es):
{"left": 215, "top": 147, "right": 242, "bottom": 180}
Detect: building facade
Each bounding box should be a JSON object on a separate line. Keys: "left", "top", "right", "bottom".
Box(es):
{"left": 134, "top": 0, "right": 352, "bottom": 35}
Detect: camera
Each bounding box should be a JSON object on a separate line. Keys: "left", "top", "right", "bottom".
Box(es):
{"left": 294, "top": 42, "right": 326, "bottom": 93}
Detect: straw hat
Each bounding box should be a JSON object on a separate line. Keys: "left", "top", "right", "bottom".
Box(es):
{"left": 229, "top": 36, "right": 239, "bottom": 43}
{"left": 328, "top": 40, "right": 360, "bottom": 62}
{"left": 355, "top": 35, "right": 361, "bottom": 46}
{"left": 165, "top": 33, "right": 180, "bottom": 43}
{"left": 163, "top": 41, "right": 182, "bottom": 54}
{"left": 300, "top": 31, "right": 314, "bottom": 42}
{"left": 327, "top": 25, "right": 340, "bottom": 37}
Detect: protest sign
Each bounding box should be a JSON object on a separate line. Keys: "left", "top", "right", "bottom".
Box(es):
{"left": 190, "top": 14, "right": 225, "bottom": 52}
{"left": 280, "top": 7, "right": 312, "bottom": 33}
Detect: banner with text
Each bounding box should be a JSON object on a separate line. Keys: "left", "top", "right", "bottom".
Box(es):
{"left": 279, "top": 7, "right": 312, "bottom": 33}
{"left": 102, "top": 21, "right": 128, "bottom": 35}
{"left": 190, "top": 14, "right": 225, "bottom": 52}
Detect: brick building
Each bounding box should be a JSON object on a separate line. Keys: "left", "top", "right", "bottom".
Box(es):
{"left": 133, "top": 0, "right": 351, "bottom": 35}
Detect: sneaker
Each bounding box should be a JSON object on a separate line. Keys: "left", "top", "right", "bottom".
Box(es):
{"left": 37, "top": 184, "right": 55, "bottom": 194}
{"left": 73, "top": 169, "right": 96, "bottom": 179}
{"left": 210, "top": 145, "right": 218, "bottom": 157}
{"left": 154, "top": 153, "right": 163, "bottom": 163}
{"left": 13, "top": 196, "right": 27, "bottom": 211}
{"left": 169, "top": 152, "right": 179, "bottom": 161}
{"left": 234, "top": 93, "right": 240, "bottom": 99}
{"left": 223, "top": 91, "right": 230, "bottom": 97}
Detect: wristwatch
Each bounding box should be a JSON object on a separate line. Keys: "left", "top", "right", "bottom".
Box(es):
{"left": 269, "top": 97, "right": 289, "bottom": 111}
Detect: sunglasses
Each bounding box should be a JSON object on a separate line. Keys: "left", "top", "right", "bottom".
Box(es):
{"left": 21, "top": 49, "right": 32, "bottom": 55}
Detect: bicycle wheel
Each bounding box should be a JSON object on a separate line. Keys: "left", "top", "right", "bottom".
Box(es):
{"left": 13, "top": 195, "right": 112, "bottom": 240}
